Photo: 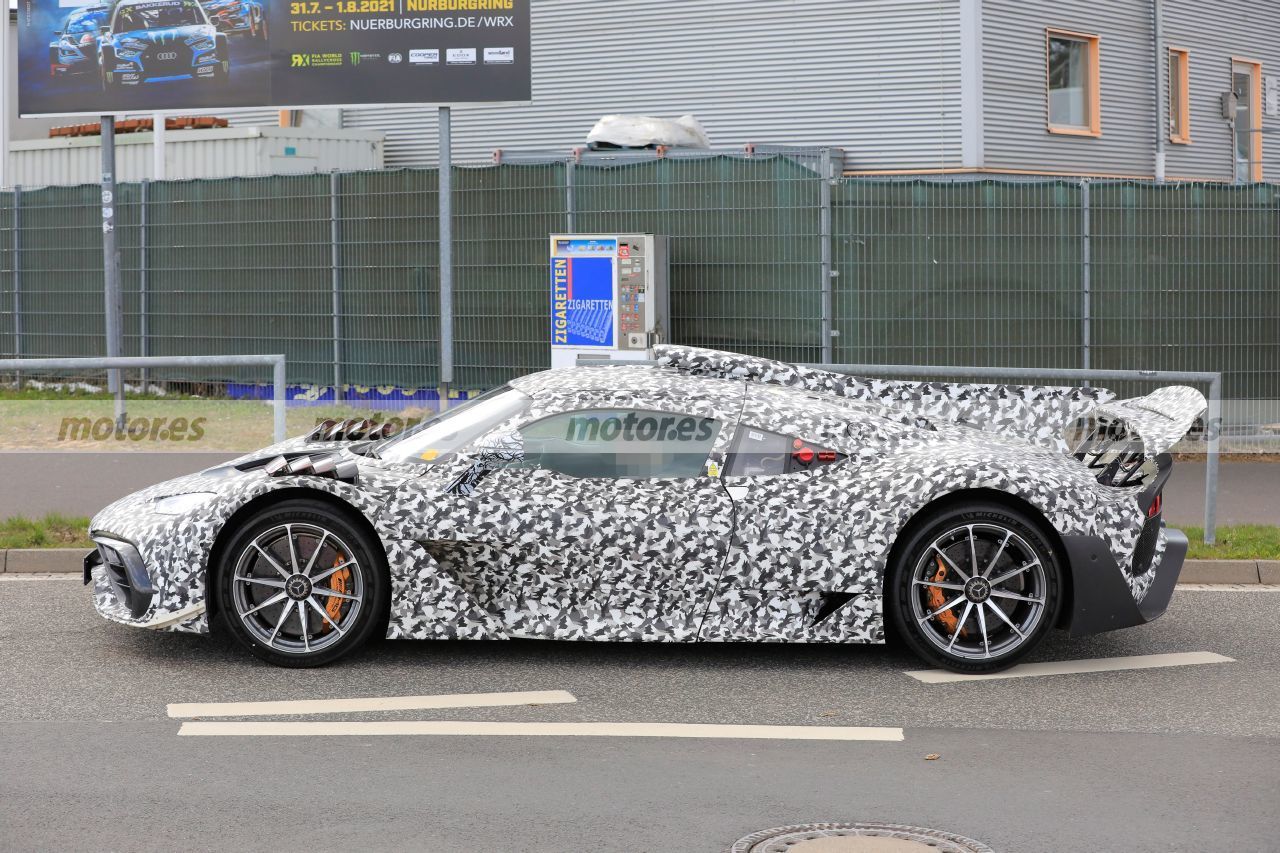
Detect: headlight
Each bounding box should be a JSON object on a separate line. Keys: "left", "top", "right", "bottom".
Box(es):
{"left": 121, "top": 37, "right": 147, "bottom": 50}
{"left": 116, "top": 48, "right": 141, "bottom": 58}
{"left": 188, "top": 37, "right": 214, "bottom": 50}
{"left": 153, "top": 492, "right": 218, "bottom": 515}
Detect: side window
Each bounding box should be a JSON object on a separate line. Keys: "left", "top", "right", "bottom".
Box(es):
{"left": 725, "top": 426, "right": 844, "bottom": 477}
{"left": 518, "top": 409, "right": 720, "bottom": 479}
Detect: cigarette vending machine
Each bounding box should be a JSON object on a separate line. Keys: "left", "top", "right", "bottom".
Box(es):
{"left": 549, "top": 234, "right": 670, "bottom": 369}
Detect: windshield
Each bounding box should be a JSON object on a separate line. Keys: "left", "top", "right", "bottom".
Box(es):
{"left": 67, "top": 11, "right": 107, "bottom": 33}
{"left": 115, "top": 1, "right": 205, "bottom": 31}
{"left": 376, "top": 385, "right": 531, "bottom": 465}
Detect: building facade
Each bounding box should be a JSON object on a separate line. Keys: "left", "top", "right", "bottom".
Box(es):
{"left": 4, "top": 1, "right": 1278, "bottom": 182}
{"left": 320, "top": 0, "right": 1280, "bottom": 181}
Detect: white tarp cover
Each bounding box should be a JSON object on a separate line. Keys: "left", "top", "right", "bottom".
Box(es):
{"left": 586, "top": 114, "right": 711, "bottom": 149}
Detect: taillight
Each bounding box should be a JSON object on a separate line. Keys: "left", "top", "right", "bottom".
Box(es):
{"left": 790, "top": 438, "right": 841, "bottom": 469}
{"left": 1147, "top": 493, "right": 1162, "bottom": 519}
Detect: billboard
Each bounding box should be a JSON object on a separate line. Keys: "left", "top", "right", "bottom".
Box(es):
{"left": 18, "top": 0, "right": 531, "bottom": 117}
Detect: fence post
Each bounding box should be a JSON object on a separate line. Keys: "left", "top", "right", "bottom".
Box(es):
{"left": 565, "top": 157, "right": 576, "bottom": 233}
{"left": 11, "top": 184, "right": 20, "bottom": 389}
{"left": 139, "top": 180, "right": 149, "bottom": 388}
{"left": 1204, "top": 373, "right": 1221, "bottom": 544}
{"left": 273, "top": 356, "right": 287, "bottom": 443}
{"left": 819, "top": 149, "right": 835, "bottom": 363}
{"left": 1080, "top": 178, "right": 1091, "bottom": 373}
{"left": 330, "top": 170, "right": 343, "bottom": 404}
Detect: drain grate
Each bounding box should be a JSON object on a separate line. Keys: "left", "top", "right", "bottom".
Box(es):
{"left": 730, "top": 822, "right": 995, "bottom": 853}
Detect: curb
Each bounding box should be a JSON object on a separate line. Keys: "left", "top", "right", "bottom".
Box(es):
{"left": 3, "top": 548, "right": 89, "bottom": 573}
{"left": 1, "top": 549, "right": 1276, "bottom": 584}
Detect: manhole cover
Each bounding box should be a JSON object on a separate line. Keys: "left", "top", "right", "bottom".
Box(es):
{"left": 730, "top": 822, "right": 994, "bottom": 853}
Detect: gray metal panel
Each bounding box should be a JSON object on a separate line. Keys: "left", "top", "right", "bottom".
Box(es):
{"left": 981, "top": 0, "right": 1155, "bottom": 176}
{"left": 1161, "top": 2, "right": 1280, "bottom": 181}
{"left": 982, "top": 0, "right": 1280, "bottom": 180}
{"left": 8, "top": 129, "right": 383, "bottom": 186}
{"left": 342, "top": 0, "right": 963, "bottom": 169}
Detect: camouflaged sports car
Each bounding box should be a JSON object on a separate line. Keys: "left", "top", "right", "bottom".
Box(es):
{"left": 85, "top": 346, "right": 1206, "bottom": 673}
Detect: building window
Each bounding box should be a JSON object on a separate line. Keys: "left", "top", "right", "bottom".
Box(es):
{"left": 1232, "top": 58, "right": 1263, "bottom": 182}
{"left": 1046, "top": 29, "right": 1101, "bottom": 136}
{"left": 1168, "top": 47, "right": 1191, "bottom": 143}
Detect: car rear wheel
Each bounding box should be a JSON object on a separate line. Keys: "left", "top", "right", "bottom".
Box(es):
{"left": 887, "top": 503, "right": 1064, "bottom": 674}
{"left": 216, "top": 499, "right": 388, "bottom": 667}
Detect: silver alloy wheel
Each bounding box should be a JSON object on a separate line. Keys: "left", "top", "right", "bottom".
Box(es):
{"left": 908, "top": 522, "right": 1048, "bottom": 661}
{"left": 230, "top": 522, "right": 364, "bottom": 655}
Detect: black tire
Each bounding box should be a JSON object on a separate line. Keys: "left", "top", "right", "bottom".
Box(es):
{"left": 215, "top": 498, "right": 388, "bottom": 667}
{"left": 887, "top": 502, "right": 1064, "bottom": 674}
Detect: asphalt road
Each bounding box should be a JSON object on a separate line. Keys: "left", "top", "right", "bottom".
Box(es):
{"left": 1, "top": 452, "right": 1276, "bottom": 527}
{"left": 1, "top": 577, "right": 1277, "bottom": 852}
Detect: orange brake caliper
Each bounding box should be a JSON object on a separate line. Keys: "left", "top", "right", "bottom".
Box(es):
{"left": 322, "top": 553, "right": 351, "bottom": 632}
{"left": 926, "top": 556, "right": 964, "bottom": 637}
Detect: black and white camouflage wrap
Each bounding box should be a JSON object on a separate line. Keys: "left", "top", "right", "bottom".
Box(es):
{"left": 88, "top": 347, "right": 1205, "bottom": 646}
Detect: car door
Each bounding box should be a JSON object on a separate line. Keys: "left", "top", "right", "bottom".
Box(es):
{"left": 459, "top": 388, "right": 741, "bottom": 642}
{"left": 700, "top": 384, "right": 882, "bottom": 643}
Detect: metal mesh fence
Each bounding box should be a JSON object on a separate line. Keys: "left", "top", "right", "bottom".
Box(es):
{"left": 0, "top": 155, "right": 1276, "bottom": 435}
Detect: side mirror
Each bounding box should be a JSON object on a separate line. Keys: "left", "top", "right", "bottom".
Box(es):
{"left": 446, "top": 431, "right": 524, "bottom": 496}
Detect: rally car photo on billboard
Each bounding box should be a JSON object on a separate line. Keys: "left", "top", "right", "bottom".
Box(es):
{"left": 48, "top": 5, "right": 110, "bottom": 77}
{"left": 198, "top": 0, "right": 268, "bottom": 39}
{"left": 84, "top": 346, "right": 1206, "bottom": 674}
{"left": 99, "top": 0, "right": 230, "bottom": 90}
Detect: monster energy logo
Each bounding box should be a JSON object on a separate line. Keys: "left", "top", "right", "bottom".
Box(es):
{"left": 350, "top": 51, "right": 361, "bottom": 65}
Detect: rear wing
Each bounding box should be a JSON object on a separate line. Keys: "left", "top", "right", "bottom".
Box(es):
{"left": 1066, "top": 386, "right": 1207, "bottom": 487}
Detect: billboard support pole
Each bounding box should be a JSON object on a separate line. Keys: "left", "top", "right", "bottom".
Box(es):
{"left": 0, "top": 8, "right": 10, "bottom": 190}
{"left": 330, "top": 169, "right": 343, "bottom": 404}
{"left": 101, "top": 115, "right": 125, "bottom": 431}
{"left": 438, "top": 105, "right": 453, "bottom": 412}
{"left": 153, "top": 113, "right": 167, "bottom": 180}
{"left": 139, "top": 180, "right": 149, "bottom": 389}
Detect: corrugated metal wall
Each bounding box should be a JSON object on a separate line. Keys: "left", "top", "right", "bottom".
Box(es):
{"left": 981, "top": 0, "right": 1155, "bottom": 176}
{"left": 341, "top": 0, "right": 963, "bottom": 169}
{"left": 9, "top": 129, "right": 384, "bottom": 187}
{"left": 1161, "top": 0, "right": 1280, "bottom": 181}
{"left": 981, "top": 0, "right": 1280, "bottom": 180}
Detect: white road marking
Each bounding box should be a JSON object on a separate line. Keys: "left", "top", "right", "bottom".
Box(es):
{"left": 0, "top": 573, "right": 84, "bottom": 581}
{"left": 905, "top": 651, "right": 1235, "bottom": 683}
{"left": 177, "top": 720, "right": 905, "bottom": 740}
{"left": 168, "top": 689, "right": 578, "bottom": 719}
{"left": 1178, "top": 584, "right": 1280, "bottom": 591}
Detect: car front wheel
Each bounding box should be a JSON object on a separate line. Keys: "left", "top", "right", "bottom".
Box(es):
{"left": 216, "top": 499, "right": 388, "bottom": 667}
{"left": 887, "top": 502, "right": 1064, "bottom": 674}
